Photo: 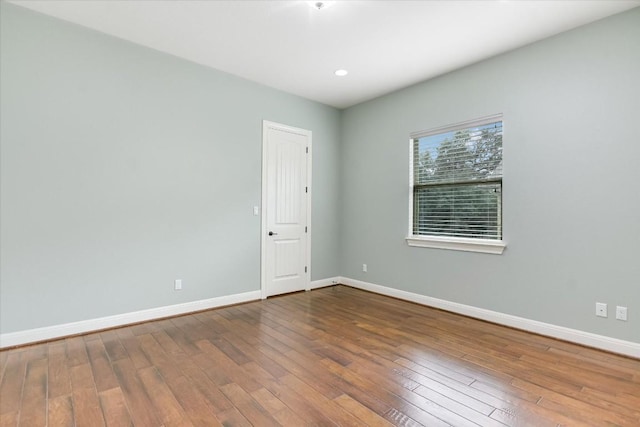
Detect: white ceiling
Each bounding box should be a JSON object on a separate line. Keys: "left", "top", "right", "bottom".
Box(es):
{"left": 11, "top": 0, "right": 640, "bottom": 109}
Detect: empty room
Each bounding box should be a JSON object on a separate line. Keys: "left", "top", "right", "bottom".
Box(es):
{"left": 1, "top": 0, "right": 639, "bottom": 425}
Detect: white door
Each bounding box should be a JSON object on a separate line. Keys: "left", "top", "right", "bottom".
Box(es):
{"left": 261, "top": 121, "right": 311, "bottom": 298}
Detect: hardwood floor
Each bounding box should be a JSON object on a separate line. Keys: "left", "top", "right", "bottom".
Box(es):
{"left": 1, "top": 285, "right": 639, "bottom": 426}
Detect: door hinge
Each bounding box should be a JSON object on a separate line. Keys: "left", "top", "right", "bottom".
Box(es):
{"left": 306, "top": 147, "right": 309, "bottom": 154}
{"left": 305, "top": 226, "right": 307, "bottom": 233}
{"left": 305, "top": 266, "right": 308, "bottom": 273}
{"left": 305, "top": 186, "right": 308, "bottom": 193}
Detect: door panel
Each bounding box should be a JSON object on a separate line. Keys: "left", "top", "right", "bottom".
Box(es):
{"left": 275, "top": 141, "right": 302, "bottom": 224}
{"left": 275, "top": 239, "right": 301, "bottom": 278}
{"left": 262, "top": 122, "right": 310, "bottom": 297}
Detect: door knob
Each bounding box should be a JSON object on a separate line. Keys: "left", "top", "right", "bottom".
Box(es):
{"left": 268, "top": 231, "right": 278, "bottom": 236}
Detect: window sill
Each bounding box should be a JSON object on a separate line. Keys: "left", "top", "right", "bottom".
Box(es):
{"left": 406, "top": 235, "right": 506, "bottom": 255}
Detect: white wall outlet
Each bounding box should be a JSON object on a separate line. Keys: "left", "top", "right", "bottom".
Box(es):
{"left": 362, "top": 264, "right": 367, "bottom": 272}
{"left": 174, "top": 279, "right": 182, "bottom": 291}
{"left": 253, "top": 206, "right": 260, "bottom": 216}
{"left": 616, "top": 306, "right": 628, "bottom": 321}
{"left": 595, "top": 302, "right": 607, "bottom": 318}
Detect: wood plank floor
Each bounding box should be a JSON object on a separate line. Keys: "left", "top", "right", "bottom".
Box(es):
{"left": 1, "top": 285, "right": 639, "bottom": 426}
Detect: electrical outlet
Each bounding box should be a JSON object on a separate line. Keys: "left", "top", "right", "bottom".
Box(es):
{"left": 595, "top": 302, "right": 607, "bottom": 318}
{"left": 616, "top": 306, "right": 628, "bottom": 321}
{"left": 174, "top": 279, "right": 182, "bottom": 291}
{"left": 362, "top": 264, "right": 367, "bottom": 272}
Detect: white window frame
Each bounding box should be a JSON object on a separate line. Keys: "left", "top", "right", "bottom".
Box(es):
{"left": 406, "top": 114, "right": 506, "bottom": 255}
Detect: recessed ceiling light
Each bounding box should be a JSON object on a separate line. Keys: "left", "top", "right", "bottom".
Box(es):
{"left": 334, "top": 69, "right": 348, "bottom": 77}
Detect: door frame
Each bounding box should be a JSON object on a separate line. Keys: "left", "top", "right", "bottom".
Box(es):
{"left": 260, "top": 120, "right": 312, "bottom": 299}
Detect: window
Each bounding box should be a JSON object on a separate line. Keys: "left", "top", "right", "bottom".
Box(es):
{"left": 407, "top": 114, "right": 505, "bottom": 254}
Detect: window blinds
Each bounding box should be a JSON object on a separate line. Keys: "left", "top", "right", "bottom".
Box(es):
{"left": 412, "top": 116, "right": 503, "bottom": 240}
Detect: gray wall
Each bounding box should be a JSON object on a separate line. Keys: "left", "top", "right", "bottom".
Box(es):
{"left": 0, "top": 3, "right": 341, "bottom": 333}
{"left": 2, "top": 2, "right": 639, "bottom": 345}
{"left": 340, "top": 8, "right": 640, "bottom": 343}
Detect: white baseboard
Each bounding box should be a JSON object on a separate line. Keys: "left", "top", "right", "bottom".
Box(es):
{"left": 0, "top": 290, "right": 261, "bottom": 349}
{"left": 5, "top": 278, "right": 638, "bottom": 358}
{"left": 310, "top": 277, "right": 341, "bottom": 290}
{"left": 340, "top": 277, "right": 640, "bottom": 359}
